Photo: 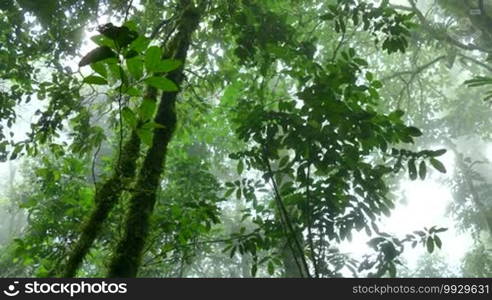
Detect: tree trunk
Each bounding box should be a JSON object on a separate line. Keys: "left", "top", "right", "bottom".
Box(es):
{"left": 107, "top": 0, "right": 202, "bottom": 277}
{"left": 60, "top": 128, "right": 144, "bottom": 277}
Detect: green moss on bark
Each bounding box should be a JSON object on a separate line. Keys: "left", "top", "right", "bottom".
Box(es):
{"left": 59, "top": 130, "right": 142, "bottom": 277}
{"left": 107, "top": 0, "right": 202, "bottom": 277}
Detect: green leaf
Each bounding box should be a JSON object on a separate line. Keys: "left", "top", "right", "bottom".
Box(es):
{"left": 464, "top": 76, "right": 492, "bottom": 87}
{"left": 434, "top": 235, "right": 442, "bottom": 249}
{"left": 221, "top": 84, "right": 240, "bottom": 105}
{"left": 107, "top": 62, "right": 122, "bottom": 81}
{"left": 91, "top": 62, "right": 107, "bottom": 78}
{"left": 372, "top": 80, "right": 383, "bottom": 89}
{"left": 144, "top": 76, "right": 178, "bottom": 91}
{"left": 429, "top": 158, "right": 446, "bottom": 173}
{"left": 79, "top": 46, "right": 116, "bottom": 67}
{"left": 251, "top": 264, "right": 257, "bottom": 277}
{"left": 137, "top": 128, "right": 153, "bottom": 146}
{"left": 130, "top": 36, "right": 151, "bottom": 53}
{"left": 267, "top": 261, "right": 275, "bottom": 275}
{"left": 237, "top": 160, "right": 244, "bottom": 175}
{"left": 122, "top": 20, "right": 138, "bottom": 32}
{"left": 408, "top": 159, "right": 417, "bottom": 180}
{"left": 138, "top": 98, "right": 156, "bottom": 120}
{"left": 430, "top": 149, "right": 446, "bottom": 157}
{"left": 426, "top": 237, "right": 434, "bottom": 253}
{"left": 10, "top": 144, "right": 23, "bottom": 160}
{"left": 224, "top": 188, "right": 234, "bottom": 198}
{"left": 90, "top": 35, "right": 116, "bottom": 49}
{"left": 141, "top": 121, "right": 165, "bottom": 131}
{"left": 407, "top": 126, "right": 423, "bottom": 137}
{"left": 145, "top": 46, "right": 162, "bottom": 72}
{"left": 98, "top": 24, "right": 138, "bottom": 48}
{"left": 278, "top": 155, "right": 289, "bottom": 168}
{"left": 121, "top": 107, "right": 137, "bottom": 128}
{"left": 124, "top": 87, "right": 142, "bottom": 97}
{"left": 418, "top": 161, "right": 426, "bottom": 180}
{"left": 154, "top": 59, "right": 182, "bottom": 73}
{"left": 83, "top": 75, "right": 108, "bottom": 85}
{"left": 126, "top": 57, "right": 144, "bottom": 79}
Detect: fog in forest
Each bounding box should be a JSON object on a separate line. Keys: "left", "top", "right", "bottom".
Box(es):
{"left": 0, "top": 0, "right": 491, "bottom": 278}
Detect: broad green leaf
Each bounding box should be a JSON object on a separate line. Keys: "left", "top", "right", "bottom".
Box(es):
{"left": 83, "top": 75, "right": 108, "bottom": 85}
{"left": 123, "top": 20, "right": 138, "bottom": 32}
{"left": 145, "top": 46, "right": 162, "bottom": 72}
{"left": 137, "top": 128, "right": 153, "bottom": 146}
{"left": 221, "top": 84, "right": 240, "bottom": 105}
{"left": 79, "top": 46, "right": 116, "bottom": 67}
{"left": 126, "top": 57, "right": 144, "bottom": 79}
{"left": 154, "top": 59, "right": 182, "bottom": 73}
{"left": 138, "top": 98, "right": 156, "bottom": 120}
{"left": 121, "top": 107, "right": 137, "bottom": 128}
{"left": 90, "top": 35, "right": 116, "bottom": 49}
{"left": 130, "top": 36, "right": 151, "bottom": 53}
{"left": 90, "top": 62, "right": 107, "bottom": 78}
{"left": 99, "top": 24, "right": 138, "bottom": 48}
{"left": 124, "top": 87, "right": 142, "bottom": 97}
{"left": 107, "top": 63, "right": 122, "bottom": 81}
{"left": 141, "top": 121, "right": 165, "bottom": 130}
{"left": 430, "top": 158, "right": 446, "bottom": 173}
{"left": 144, "top": 76, "right": 178, "bottom": 91}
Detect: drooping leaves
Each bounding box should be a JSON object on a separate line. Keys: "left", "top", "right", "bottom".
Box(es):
{"left": 144, "top": 76, "right": 179, "bottom": 91}
{"left": 430, "top": 158, "right": 446, "bottom": 173}
{"left": 79, "top": 46, "right": 117, "bottom": 67}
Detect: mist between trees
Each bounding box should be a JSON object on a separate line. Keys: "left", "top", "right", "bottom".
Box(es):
{"left": 0, "top": 0, "right": 491, "bottom": 278}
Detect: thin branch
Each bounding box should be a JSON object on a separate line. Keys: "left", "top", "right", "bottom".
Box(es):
{"left": 380, "top": 55, "right": 446, "bottom": 82}
{"left": 407, "top": 0, "right": 492, "bottom": 54}
{"left": 262, "top": 148, "right": 311, "bottom": 278}
{"left": 305, "top": 162, "right": 319, "bottom": 277}
{"left": 91, "top": 141, "right": 102, "bottom": 192}
{"left": 458, "top": 53, "right": 492, "bottom": 73}
{"left": 123, "top": 0, "right": 134, "bottom": 22}
{"left": 331, "top": 30, "right": 346, "bottom": 61}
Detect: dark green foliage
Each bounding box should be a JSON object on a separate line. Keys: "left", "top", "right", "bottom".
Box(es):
{"left": 0, "top": 0, "right": 463, "bottom": 279}
{"left": 79, "top": 46, "right": 117, "bottom": 67}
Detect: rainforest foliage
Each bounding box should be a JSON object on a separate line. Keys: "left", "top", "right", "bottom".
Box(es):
{"left": 0, "top": 0, "right": 491, "bottom": 278}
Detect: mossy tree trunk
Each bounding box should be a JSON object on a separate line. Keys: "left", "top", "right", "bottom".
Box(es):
{"left": 58, "top": 79, "right": 157, "bottom": 277}
{"left": 107, "top": 0, "right": 203, "bottom": 277}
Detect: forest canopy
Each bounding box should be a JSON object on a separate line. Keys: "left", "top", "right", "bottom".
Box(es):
{"left": 0, "top": 0, "right": 491, "bottom": 278}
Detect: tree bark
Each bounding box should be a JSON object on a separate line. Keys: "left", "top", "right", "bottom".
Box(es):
{"left": 107, "top": 0, "right": 202, "bottom": 277}
{"left": 60, "top": 128, "right": 144, "bottom": 277}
